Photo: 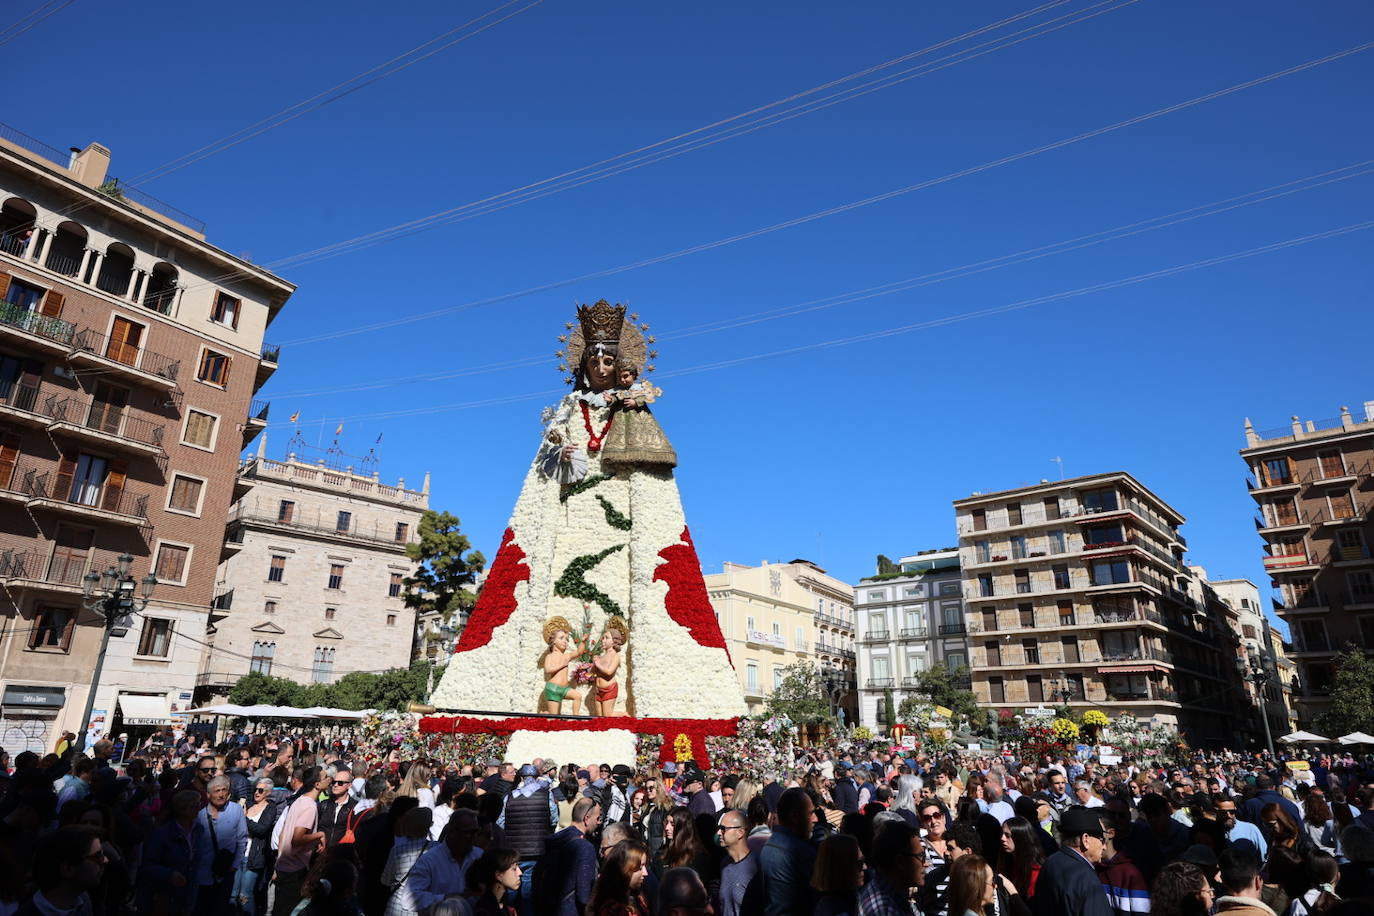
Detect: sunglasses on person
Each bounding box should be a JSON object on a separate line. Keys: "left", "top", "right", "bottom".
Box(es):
{"left": 333, "top": 779, "right": 352, "bottom": 786}
{"left": 199, "top": 766, "right": 217, "bottom": 774}
{"left": 254, "top": 787, "right": 269, "bottom": 794}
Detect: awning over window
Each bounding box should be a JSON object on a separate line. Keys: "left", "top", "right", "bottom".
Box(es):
{"left": 118, "top": 693, "right": 171, "bottom": 725}
{"left": 1098, "top": 665, "right": 1163, "bottom": 674}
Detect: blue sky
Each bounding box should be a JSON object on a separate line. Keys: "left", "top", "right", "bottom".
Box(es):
{"left": 10, "top": 1, "right": 1373, "bottom": 636}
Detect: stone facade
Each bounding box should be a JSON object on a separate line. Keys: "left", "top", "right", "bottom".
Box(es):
{"left": 705, "top": 559, "right": 855, "bottom": 719}
{"left": 198, "top": 452, "right": 427, "bottom": 698}
{"left": 0, "top": 128, "right": 291, "bottom": 750}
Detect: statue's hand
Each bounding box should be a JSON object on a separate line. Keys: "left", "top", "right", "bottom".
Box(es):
{"left": 560, "top": 444, "right": 576, "bottom": 461}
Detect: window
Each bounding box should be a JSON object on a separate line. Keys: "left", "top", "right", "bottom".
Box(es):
{"left": 1349, "top": 571, "right": 1374, "bottom": 601}
{"left": 988, "top": 676, "right": 1005, "bottom": 703}
{"left": 982, "top": 608, "right": 997, "bottom": 631}
{"left": 395, "top": 522, "right": 409, "bottom": 543}
{"left": 327, "top": 563, "right": 344, "bottom": 590}
{"left": 1318, "top": 449, "right": 1347, "bottom": 479}
{"left": 972, "top": 509, "right": 987, "bottom": 531}
{"left": 1023, "top": 639, "right": 1040, "bottom": 665}
{"left": 985, "top": 640, "right": 1001, "bottom": 667}
{"left": 978, "top": 574, "right": 994, "bottom": 597}
{"left": 903, "top": 607, "right": 924, "bottom": 634}
{"left": 945, "top": 651, "right": 967, "bottom": 671}
{"left": 1014, "top": 569, "right": 1031, "bottom": 594}
{"left": 904, "top": 585, "right": 922, "bottom": 598}
{"left": 974, "top": 540, "right": 991, "bottom": 563}
{"left": 4, "top": 277, "right": 45, "bottom": 310}
{"left": 1090, "top": 559, "right": 1130, "bottom": 586}
{"left": 1047, "top": 530, "right": 1066, "bottom": 554}
{"left": 1270, "top": 498, "right": 1299, "bottom": 526}
{"left": 746, "top": 615, "right": 755, "bottom": 632}
{"left": 211, "top": 291, "right": 240, "bottom": 328}
{"left": 746, "top": 663, "right": 758, "bottom": 691}
{"left": 939, "top": 581, "right": 959, "bottom": 596}
{"left": 196, "top": 349, "right": 230, "bottom": 386}
{"left": 773, "top": 666, "right": 784, "bottom": 690}
{"left": 1081, "top": 487, "right": 1119, "bottom": 513}
{"left": 867, "top": 612, "right": 886, "bottom": 638}
{"left": 871, "top": 655, "right": 890, "bottom": 680}
{"left": 1027, "top": 674, "right": 1044, "bottom": 702}
{"left": 85, "top": 381, "right": 127, "bottom": 435}
{"left": 771, "top": 621, "right": 781, "bottom": 637}
{"left": 389, "top": 573, "right": 403, "bottom": 598}
{"left": 1298, "top": 619, "right": 1329, "bottom": 653}
{"left": 1007, "top": 502, "right": 1022, "bottom": 526}
{"left": 68, "top": 454, "right": 108, "bottom": 506}
{"left": 264, "top": 600, "right": 277, "bottom": 615}
{"left": 250, "top": 641, "right": 275, "bottom": 674}
{"left": 268, "top": 555, "right": 285, "bottom": 582}
{"left": 182, "top": 410, "right": 217, "bottom": 449}
{"left": 1058, "top": 599, "right": 1076, "bottom": 624}
{"left": 795, "top": 626, "right": 805, "bottom": 649}
{"left": 1084, "top": 524, "right": 1125, "bottom": 545}
{"left": 387, "top": 614, "right": 397, "bottom": 627}
{"left": 154, "top": 543, "right": 189, "bottom": 584}
{"left": 1044, "top": 497, "right": 1061, "bottom": 520}
{"left": 311, "top": 647, "right": 336, "bottom": 683}
{"left": 336, "top": 510, "right": 352, "bottom": 533}
{"left": 136, "top": 618, "right": 173, "bottom": 657}
{"left": 1328, "top": 489, "right": 1357, "bottom": 521}
{"left": 106, "top": 316, "right": 143, "bottom": 366}
{"left": 1261, "top": 458, "right": 1293, "bottom": 487}
{"left": 167, "top": 474, "right": 203, "bottom": 514}
{"left": 1018, "top": 603, "right": 1035, "bottom": 628}
{"left": 1052, "top": 564, "right": 1071, "bottom": 589}
{"left": 29, "top": 606, "right": 74, "bottom": 650}
{"left": 325, "top": 607, "right": 336, "bottom": 620}
{"left": 1061, "top": 635, "right": 1079, "bottom": 663}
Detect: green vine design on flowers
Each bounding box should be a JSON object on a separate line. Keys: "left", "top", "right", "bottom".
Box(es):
{"left": 596, "top": 495, "right": 632, "bottom": 531}
{"left": 554, "top": 544, "right": 626, "bottom": 617}
{"left": 560, "top": 473, "right": 614, "bottom": 503}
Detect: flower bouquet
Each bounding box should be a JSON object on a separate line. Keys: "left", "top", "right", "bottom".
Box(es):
{"left": 570, "top": 661, "right": 597, "bottom": 687}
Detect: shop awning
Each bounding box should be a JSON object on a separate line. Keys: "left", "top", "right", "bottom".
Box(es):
{"left": 118, "top": 694, "right": 172, "bottom": 725}
{"left": 1098, "top": 665, "right": 1159, "bottom": 674}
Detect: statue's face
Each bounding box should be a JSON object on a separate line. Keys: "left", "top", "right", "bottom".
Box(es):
{"left": 585, "top": 352, "right": 617, "bottom": 391}
{"left": 553, "top": 630, "right": 569, "bottom": 651}
{"left": 601, "top": 632, "right": 615, "bottom": 652}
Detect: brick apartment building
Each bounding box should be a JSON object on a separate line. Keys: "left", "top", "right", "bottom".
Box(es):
{"left": 1241, "top": 401, "right": 1374, "bottom": 725}
{"left": 0, "top": 124, "right": 292, "bottom": 750}
{"left": 953, "top": 472, "right": 1245, "bottom": 746}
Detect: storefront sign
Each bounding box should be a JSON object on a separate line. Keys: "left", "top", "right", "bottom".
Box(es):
{"left": 1, "top": 685, "right": 66, "bottom": 709}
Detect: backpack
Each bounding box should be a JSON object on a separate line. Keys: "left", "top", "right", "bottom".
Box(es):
{"left": 338, "top": 806, "right": 369, "bottom": 845}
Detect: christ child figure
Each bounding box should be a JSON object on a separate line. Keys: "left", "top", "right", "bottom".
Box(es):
{"left": 589, "top": 615, "right": 628, "bottom": 717}
{"left": 610, "top": 360, "right": 659, "bottom": 409}
{"left": 541, "top": 616, "right": 585, "bottom": 715}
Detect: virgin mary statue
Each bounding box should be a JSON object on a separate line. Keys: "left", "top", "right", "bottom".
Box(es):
{"left": 430, "top": 301, "right": 745, "bottom": 719}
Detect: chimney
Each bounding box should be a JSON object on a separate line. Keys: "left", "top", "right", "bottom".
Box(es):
{"left": 68, "top": 143, "right": 110, "bottom": 188}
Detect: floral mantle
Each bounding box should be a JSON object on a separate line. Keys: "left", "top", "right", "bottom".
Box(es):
{"left": 420, "top": 714, "right": 740, "bottom": 767}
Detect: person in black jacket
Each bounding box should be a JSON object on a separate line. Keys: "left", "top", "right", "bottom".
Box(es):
{"left": 1032, "top": 806, "right": 1112, "bottom": 916}
{"left": 832, "top": 765, "right": 859, "bottom": 815}
{"left": 225, "top": 748, "right": 254, "bottom": 805}
{"left": 316, "top": 766, "right": 358, "bottom": 849}
{"left": 240, "top": 777, "right": 280, "bottom": 916}
{"left": 502, "top": 765, "right": 556, "bottom": 916}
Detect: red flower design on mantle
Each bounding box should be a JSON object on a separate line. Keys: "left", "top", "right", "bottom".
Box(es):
{"left": 655, "top": 527, "right": 729, "bottom": 655}
{"left": 453, "top": 528, "right": 529, "bottom": 653}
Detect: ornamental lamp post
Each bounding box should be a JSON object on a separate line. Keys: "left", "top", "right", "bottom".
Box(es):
{"left": 1236, "top": 651, "right": 1276, "bottom": 758}
{"left": 77, "top": 553, "right": 157, "bottom": 753}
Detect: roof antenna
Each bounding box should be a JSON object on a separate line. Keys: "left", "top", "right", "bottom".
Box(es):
{"left": 1050, "top": 457, "right": 1064, "bottom": 480}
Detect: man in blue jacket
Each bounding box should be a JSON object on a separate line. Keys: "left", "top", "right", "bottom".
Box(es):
{"left": 1032, "top": 806, "right": 1112, "bottom": 916}
{"left": 759, "top": 787, "right": 818, "bottom": 916}
{"left": 831, "top": 764, "right": 859, "bottom": 815}
{"left": 1240, "top": 774, "right": 1301, "bottom": 825}
{"left": 532, "top": 796, "right": 601, "bottom": 916}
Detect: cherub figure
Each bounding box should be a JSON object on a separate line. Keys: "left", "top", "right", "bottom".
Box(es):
{"left": 541, "top": 615, "right": 586, "bottom": 714}
{"left": 609, "top": 359, "right": 661, "bottom": 409}
{"left": 589, "top": 615, "right": 629, "bottom": 717}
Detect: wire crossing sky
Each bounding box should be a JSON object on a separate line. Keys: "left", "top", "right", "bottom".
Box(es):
{"left": 10, "top": 0, "right": 1372, "bottom": 633}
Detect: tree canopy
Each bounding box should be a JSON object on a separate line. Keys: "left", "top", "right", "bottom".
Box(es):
{"left": 227, "top": 662, "right": 430, "bottom": 711}
{"left": 876, "top": 554, "right": 900, "bottom": 576}
{"left": 901, "top": 663, "right": 989, "bottom": 731}
{"left": 1316, "top": 646, "right": 1374, "bottom": 738}
{"left": 766, "top": 661, "right": 836, "bottom": 725}
{"left": 404, "top": 510, "right": 486, "bottom": 625}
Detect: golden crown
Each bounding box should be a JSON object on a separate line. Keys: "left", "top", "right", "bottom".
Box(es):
{"left": 578, "top": 300, "right": 625, "bottom": 346}
{"left": 556, "top": 299, "right": 658, "bottom": 384}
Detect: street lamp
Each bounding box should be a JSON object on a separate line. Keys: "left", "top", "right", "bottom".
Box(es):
{"left": 78, "top": 553, "right": 156, "bottom": 753}
{"left": 1236, "top": 650, "right": 1276, "bottom": 758}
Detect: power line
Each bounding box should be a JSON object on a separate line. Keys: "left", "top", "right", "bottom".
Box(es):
{"left": 268, "top": 217, "right": 1374, "bottom": 428}
{"left": 264, "top": 158, "right": 1374, "bottom": 400}
{"left": 0, "top": 0, "right": 74, "bottom": 48}
{"left": 280, "top": 41, "right": 1374, "bottom": 346}
{"left": 54, "top": 0, "right": 1132, "bottom": 303}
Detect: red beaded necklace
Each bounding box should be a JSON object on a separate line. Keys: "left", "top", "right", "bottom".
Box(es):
{"left": 581, "top": 401, "right": 614, "bottom": 453}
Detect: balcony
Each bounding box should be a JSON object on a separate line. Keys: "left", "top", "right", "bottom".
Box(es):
{"left": 938, "top": 622, "right": 967, "bottom": 636}
{"left": 865, "top": 677, "right": 895, "bottom": 690}
{"left": 862, "top": 629, "right": 890, "bottom": 642}
{"left": 0, "top": 379, "right": 45, "bottom": 426}
{"left": 68, "top": 327, "right": 180, "bottom": 390}
{"left": 1247, "top": 473, "right": 1300, "bottom": 494}
{"left": 0, "top": 299, "right": 76, "bottom": 351}
{"left": 21, "top": 468, "right": 149, "bottom": 526}
{"left": 1344, "top": 590, "right": 1374, "bottom": 610}
{"left": 0, "top": 548, "right": 93, "bottom": 595}
{"left": 257, "top": 342, "right": 280, "bottom": 385}
{"left": 745, "top": 630, "right": 786, "bottom": 650}
{"left": 43, "top": 395, "right": 164, "bottom": 456}
{"left": 898, "top": 627, "right": 928, "bottom": 640}
{"left": 243, "top": 399, "right": 270, "bottom": 446}
{"left": 1093, "top": 608, "right": 1167, "bottom": 627}
{"left": 227, "top": 503, "right": 414, "bottom": 551}
{"left": 1263, "top": 551, "right": 1319, "bottom": 573}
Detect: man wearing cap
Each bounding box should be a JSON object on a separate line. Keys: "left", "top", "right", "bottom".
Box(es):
{"left": 832, "top": 764, "right": 859, "bottom": 815}
{"left": 1033, "top": 806, "right": 1112, "bottom": 916}
{"left": 599, "top": 764, "right": 635, "bottom": 828}
{"left": 501, "top": 764, "right": 557, "bottom": 916}
{"left": 685, "top": 770, "right": 717, "bottom": 817}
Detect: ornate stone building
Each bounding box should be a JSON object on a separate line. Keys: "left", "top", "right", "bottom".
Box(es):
{"left": 197, "top": 446, "right": 427, "bottom": 700}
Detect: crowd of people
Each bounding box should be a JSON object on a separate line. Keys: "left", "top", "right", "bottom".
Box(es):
{"left": 3, "top": 726, "right": 1374, "bottom": 916}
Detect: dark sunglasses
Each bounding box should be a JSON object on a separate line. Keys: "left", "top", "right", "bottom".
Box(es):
{"left": 199, "top": 766, "right": 218, "bottom": 773}
{"left": 332, "top": 779, "right": 351, "bottom": 786}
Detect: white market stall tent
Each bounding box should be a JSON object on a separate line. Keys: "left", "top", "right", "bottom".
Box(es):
{"left": 1338, "top": 731, "right": 1374, "bottom": 745}
{"left": 1279, "top": 730, "right": 1330, "bottom": 744}
{"left": 186, "top": 705, "right": 373, "bottom": 720}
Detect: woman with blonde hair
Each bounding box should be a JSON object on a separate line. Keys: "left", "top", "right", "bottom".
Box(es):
{"left": 397, "top": 761, "right": 435, "bottom": 809}
{"left": 731, "top": 778, "right": 759, "bottom": 812}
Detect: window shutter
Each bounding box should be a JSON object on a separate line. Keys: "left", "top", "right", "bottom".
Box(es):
{"left": 40, "top": 290, "right": 64, "bottom": 317}
{"left": 53, "top": 451, "right": 77, "bottom": 500}
{"left": 0, "top": 271, "right": 10, "bottom": 300}
{"left": 221, "top": 353, "right": 231, "bottom": 387}
{"left": 101, "top": 459, "right": 128, "bottom": 511}
{"left": 62, "top": 611, "right": 76, "bottom": 650}
{"left": 0, "top": 431, "right": 20, "bottom": 488}
{"left": 27, "top": 611, "right": 41, "bottom": 649}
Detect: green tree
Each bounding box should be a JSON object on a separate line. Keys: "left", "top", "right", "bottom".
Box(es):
{"left": 404, "top": 511, "right": 486, "bottom": 625}
{"left": 906, "top": 663, "right": 989, "bottom": 732}
{"left": 882, "top": 688, "right": 896, "bottom": 733}
{"left": 228, "top": 672, "right": 303, "bottom": 706}
{"left": 1316, "top": 646, "right": 1374, "bottom": 737}
{"left": 766, "top": 662, "right": 835, "bottom": 725}
{"left": 876, "top": 554, "right": 900, "bottom": 576}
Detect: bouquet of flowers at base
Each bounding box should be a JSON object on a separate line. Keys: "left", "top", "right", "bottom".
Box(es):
{"left": 636, "top": 734, "right": 664, "bottom": 771}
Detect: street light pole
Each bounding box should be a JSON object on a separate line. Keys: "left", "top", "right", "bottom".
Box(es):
{"left": 77, "top": 553, "right": 157, "bottom": 754}
{"left": 1237, "top": 651, "right": 1276, "bottom": 758}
